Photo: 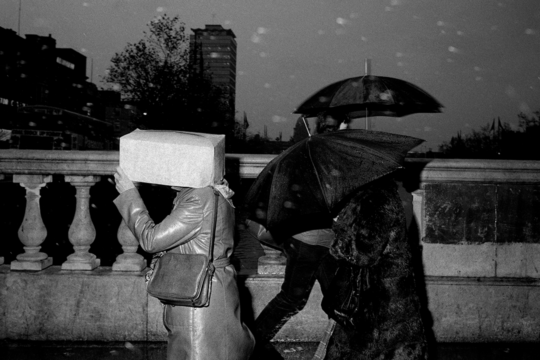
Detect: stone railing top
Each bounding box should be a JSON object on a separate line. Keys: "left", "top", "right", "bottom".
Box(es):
{"left": 1, "top": 150, "right": 540, "bottom": 183}
{"left": 406, "top": 158, "right": 540, "bottom": 183}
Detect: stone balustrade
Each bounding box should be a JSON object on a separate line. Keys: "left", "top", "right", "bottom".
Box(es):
{"left": 1, "top": 149, "right": 540, "bottom": 343}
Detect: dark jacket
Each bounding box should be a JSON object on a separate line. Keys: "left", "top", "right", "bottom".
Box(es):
{"left": 323, "top": 178, "right": 428, "bottom": 360}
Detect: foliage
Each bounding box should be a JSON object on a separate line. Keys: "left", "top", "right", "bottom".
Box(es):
{"left": 439, "top": 111, "right": 540, "bottom": 160}
{"left": 103, "top": 14, "right": 231, "bottom": 133}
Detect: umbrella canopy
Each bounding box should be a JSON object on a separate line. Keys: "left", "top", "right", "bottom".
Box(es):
{"left": 244, "top": 129, "right": 424, "bottom": 240}
{"left": 294, "top": 75, "right": 443, "bottom": 118}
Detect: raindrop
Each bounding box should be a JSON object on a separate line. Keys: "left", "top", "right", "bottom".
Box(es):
{"left": 291, "top": 184, "right": 301, "bottom": 191}
{"left": 525, "top": 29, "right": 536, "bottom": 35}
{"left": 318, "top": 30, "right": 325, "bottom": 35}
{"left": 448, "top": 46, "right": 459, "bottom": 53}
{"left": 82, "top": 2, "right": 90, "bottom": 6}
{"left": 318, "top": 96, "right": 330, "bottom": 103}
{"left": 475, "top": 76, "right": 482, "bottom": 81}
{"left": 257, "top": 27, "right": 269, "bottom": 34}
{"left": 264, "top": 83, "right": 271, "bottom": 88}
{"left": 255, "top": 209, "right": 267, "bottom": 219}
{"left": 396, "top": 52, "right": 404, "bottom": 57}
{"left": 80, "top": 48, "right": 88, "bottom": 53}
{"left": 125, "top": 342, "right": 135, "bottom": 350}
{"left": 361, "top": 36, "right": 367, "bottom": 42}
{"left": 251, "top": 34, "right": 261, "bottom": 43}
{"left": 437, "top": 21, "right": 445, "bottom": 26}
{"left": 349, "top": 13, "right": 359, "bottom": 19}
{"left": 284, "top": 201, "right": 295, "bottom": 209}
{"left": 260, "top": 52, "right": 268, "bottom": 58}
{"left": 397, "top": 62, "right": 404, "bottom": 67}
{"left": 474, "top": 66, "right": 481, "bottom": 71}
{"left": 29, "top": 122, "right": 36, "bottom": 127}
{"left": 336, "top": 18, "right": 348, "bottom": 25}
{"left": 156, "top": 7, "right": 165, "bottom": 12}
{"left": 457, "top": 31, "right": 464, "bottom": 36}
{"left": 272, "top": 115, "right": 287, "bottom": 123}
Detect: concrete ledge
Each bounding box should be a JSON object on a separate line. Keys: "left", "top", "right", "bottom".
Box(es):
{"left": 422, "top": 243, "right": 540, "bottom": 278}
{"left": 2, "top": 266, "right": 540, "bottom": 342}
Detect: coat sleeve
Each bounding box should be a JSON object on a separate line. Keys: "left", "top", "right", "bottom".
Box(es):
{"left": 331, "top": 181, "right": 405, "bottom": 267}
{"left": 113, "top": 188, "right": 203, "bottom": 253}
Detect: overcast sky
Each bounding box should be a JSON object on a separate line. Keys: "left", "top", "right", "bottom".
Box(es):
{"left": 2, "top": 0, "right": 539, "bottom": 151}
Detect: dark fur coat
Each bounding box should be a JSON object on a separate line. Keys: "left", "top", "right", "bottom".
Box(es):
{"left": 323, "top": 177, "right": 428, "bottom": 360}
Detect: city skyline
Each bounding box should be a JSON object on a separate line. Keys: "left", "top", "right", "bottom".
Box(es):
{"left": 1, "top": 0, "right": 539, "bottom": 151}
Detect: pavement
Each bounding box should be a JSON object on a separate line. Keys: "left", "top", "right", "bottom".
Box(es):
{"left": 3, "top": 340, "right": 540, "bottom": 360}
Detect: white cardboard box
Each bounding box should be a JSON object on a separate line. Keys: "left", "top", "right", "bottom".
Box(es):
{"left": 119, "top": 129, "right": 225, "bottom": 188}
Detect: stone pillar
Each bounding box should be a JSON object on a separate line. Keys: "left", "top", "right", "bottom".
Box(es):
{"left": 11, "top": 175, "right": 53, "bottom": 271}
{"left": 258, "top": 244, "right": 286, "bottom": 275}
{"left": 62, "top": 176, "right": 100, "bottom": 270}
{"left": 412, "top": 189, "right": 425, "bottom": 241}
{"left": 112, "top": 219, "right": 146, "bottom": 271}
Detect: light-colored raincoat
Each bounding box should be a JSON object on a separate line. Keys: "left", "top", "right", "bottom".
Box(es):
{"left": 114, "top": 186, "right": 254, "bottom": 360}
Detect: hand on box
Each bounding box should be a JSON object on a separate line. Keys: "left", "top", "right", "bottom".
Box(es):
{"left": 113, "top": 166, "right": 135, "bottom": 194}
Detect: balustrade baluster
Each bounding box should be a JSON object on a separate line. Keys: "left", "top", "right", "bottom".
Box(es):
{"left": 412, "top": 189, "right": 425, "bottom": 241}
{"left": 112, "top": 219, "right": 146, "bottom": 271}
{"left": 258, "top": 243, "right": 286, "bottom": 275}
{"left": 11, "top": 175, "right": 53, "bottom": 271}
{"left": 62, "top": 176, "right": 100, "bottom": 270}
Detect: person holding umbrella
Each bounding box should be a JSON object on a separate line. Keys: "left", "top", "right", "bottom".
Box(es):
{"left": 248, "top": 110, "right": 350, "bottom": 360}
{"left": 321, "top": 173, "right": 429, "bottom": 360}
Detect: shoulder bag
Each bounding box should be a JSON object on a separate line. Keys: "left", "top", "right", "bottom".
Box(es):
{"left": 146, "top": 190, "right": 219, "bottom": 307}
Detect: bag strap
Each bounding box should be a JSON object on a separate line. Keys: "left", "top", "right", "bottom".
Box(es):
{"left": 207, "top": 190, "right": 219, "bottom": 264}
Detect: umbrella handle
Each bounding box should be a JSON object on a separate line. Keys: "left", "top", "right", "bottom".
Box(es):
{"left": 302, "top": 116, "right": 312, "bottom": 137}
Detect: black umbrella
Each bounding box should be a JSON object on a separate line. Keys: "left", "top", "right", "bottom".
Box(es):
{"left": 293, "top": 75, "right": 443, "bottom": 119}
{"left": 244, "top": 129, "right": 424, "bottom": 240}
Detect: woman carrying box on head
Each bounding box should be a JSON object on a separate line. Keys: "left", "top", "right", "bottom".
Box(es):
{"left": 113, "top": 131, "right": 254, "bottom": 360}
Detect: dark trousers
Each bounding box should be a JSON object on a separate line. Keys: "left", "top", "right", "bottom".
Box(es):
{"left": 254, "top": 237, "right": 338, "bottom": 344}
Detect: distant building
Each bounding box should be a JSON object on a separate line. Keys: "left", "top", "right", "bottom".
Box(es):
{"left": 189, "top": 25, "right": 237, "bottom": 122}
{"left": 0, "top": 26, "right": 128, "bottom": 150}
{"left": 10, "top": 105, "right": 113, "bottom": 150}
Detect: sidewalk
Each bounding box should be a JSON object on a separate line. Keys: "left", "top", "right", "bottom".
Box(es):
{"left": 2, "top": 340, "right": 540, "bottom": 360}
{"left": 0, "top": 340, "right": 319, "bottom": 360}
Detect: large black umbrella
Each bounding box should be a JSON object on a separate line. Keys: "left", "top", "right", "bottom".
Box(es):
{"left": 294, "top": 75, "right": 443, "bottom": 118}
{"left": 244, "top": 129, "right": 424, "bottom": 240}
